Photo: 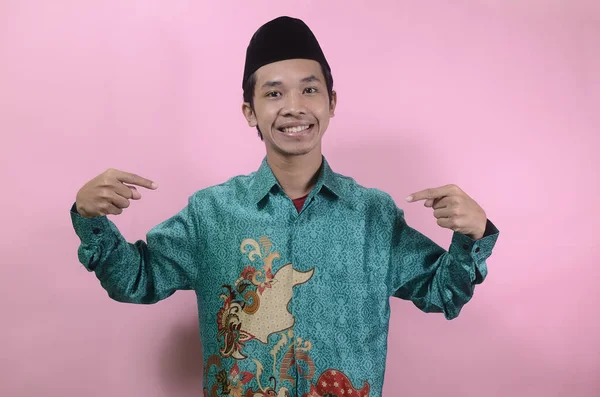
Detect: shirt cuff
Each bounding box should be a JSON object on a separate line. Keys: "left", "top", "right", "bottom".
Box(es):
{"left": 70, "top": 202, "right": 110, "bottom": 244}
{"left": 449, "top": 219, "right": 500, "bottom": 281}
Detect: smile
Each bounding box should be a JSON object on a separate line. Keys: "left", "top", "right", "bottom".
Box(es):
{"left": 278, "top": 124, "right": 314, "bottom": 135}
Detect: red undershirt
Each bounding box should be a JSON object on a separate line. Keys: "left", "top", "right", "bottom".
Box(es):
{"left": 292, "top": 194, "right": 309, "bottom": 213}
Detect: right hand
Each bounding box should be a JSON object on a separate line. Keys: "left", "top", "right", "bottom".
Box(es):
{"left": 75, "top": 168, "right": 158, "bottom": 219}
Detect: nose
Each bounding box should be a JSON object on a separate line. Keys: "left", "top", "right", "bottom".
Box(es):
{"left": 281, "top": 90, "right": 306, "bottom": 116}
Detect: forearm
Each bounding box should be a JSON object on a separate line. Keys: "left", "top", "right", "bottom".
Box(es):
{"left": 70, "top": 203, "right": 196, "bottom": 304}
{"left": 92, "top": 223, "right": 170, "bottom": 304}
{"left": 390, "top": 212, "right": 500, "bottom": 319}
{"left": 417, "top": 245, "right": 482, "bottom": 320}
{"left": 392, "top": 249, "right": 477, "bottom": 320}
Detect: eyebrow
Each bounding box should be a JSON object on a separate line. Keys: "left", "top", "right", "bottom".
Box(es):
{"left": 261, "top": 80, "right": 282, "bottom": 89}
{"left": 260, "top": 75, "right": 322, "bottom": 89}
{"left": 300, "top": 75, "right": 321, "bottom": 83}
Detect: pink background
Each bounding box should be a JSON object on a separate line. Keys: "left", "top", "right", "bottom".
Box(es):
{"left": 1, "top": 1, "right": 599, "bottom": 396}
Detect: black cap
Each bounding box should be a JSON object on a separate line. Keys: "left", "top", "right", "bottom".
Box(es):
{"left": 242, "top": 16, "right": 331, "bottom": 88}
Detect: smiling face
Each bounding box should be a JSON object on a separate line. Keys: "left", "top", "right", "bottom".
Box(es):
{"left": 242, "top": 58, "right": 336, "bottom": 158}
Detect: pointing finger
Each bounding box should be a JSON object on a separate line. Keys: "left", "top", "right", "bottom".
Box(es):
{"left": 406, "top": 185, "right": 453, "bottom": 202}
{"left": 115, "top": 171, "right": 158, "bottom": 190}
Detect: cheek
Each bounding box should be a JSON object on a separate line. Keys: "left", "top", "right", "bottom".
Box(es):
{"left": 318, "top": 118, "right": 330, "bottom": 132}
{"left": 255, "top": 105, "right": 278, "bottom": 126}
{"left": 315, "top": 102, "right": 332, "bottom": 124}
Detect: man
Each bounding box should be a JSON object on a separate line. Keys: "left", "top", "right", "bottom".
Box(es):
{"left": 71, "top": 16, "right": 499, "bottom": 397}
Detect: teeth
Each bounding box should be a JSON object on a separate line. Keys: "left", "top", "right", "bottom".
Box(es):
{"left": 282, "top": 125, "right": 310, "bottom": 133}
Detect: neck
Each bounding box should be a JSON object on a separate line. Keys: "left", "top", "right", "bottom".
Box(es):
{"left": 266, "top": 149, "right": 323, "bottom": 199}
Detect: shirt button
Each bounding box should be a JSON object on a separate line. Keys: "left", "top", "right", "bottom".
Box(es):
{"left": 93, "top": 228, "right": 101, "bottom": 235}
{"left": 475, "top": 247, "right": 480, "bottom": 253}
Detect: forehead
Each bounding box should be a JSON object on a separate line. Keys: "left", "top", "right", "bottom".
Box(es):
{"left": 254, "top": 59, "right": 324, "bottom": 85}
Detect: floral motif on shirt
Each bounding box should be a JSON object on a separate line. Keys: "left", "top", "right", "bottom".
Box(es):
{"left": 204, "top": 353, "right": 291, "bottom": 397}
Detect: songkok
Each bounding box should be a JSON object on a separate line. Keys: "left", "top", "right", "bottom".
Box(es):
{"left": 242, "top": 16, "right": 331, "bottom": 88}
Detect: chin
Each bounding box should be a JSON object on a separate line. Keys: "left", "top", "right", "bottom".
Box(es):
{"left": 271, "top": 142, "right": 318, "bottom": 157}
{"left": 279, "top": 146, "right": 313, "bottom": 157}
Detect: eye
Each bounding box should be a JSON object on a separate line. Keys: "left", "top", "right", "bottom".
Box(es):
{"left": 304, "top": 87, "right": 318, "bottom": 94}
{"left": 265, "top": 91, "right": 281, "bottom": 98}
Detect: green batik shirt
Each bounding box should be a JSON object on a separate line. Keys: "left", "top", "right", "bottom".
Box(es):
{"left": 70, "top": 156, "right": 499, "bottom": 397}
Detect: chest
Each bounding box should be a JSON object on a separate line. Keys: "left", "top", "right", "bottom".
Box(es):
{"left": 193, "top": 200, "right": 392, "bottom": 354}
{"left": 197, "top": 203, "right": 391, "bottom": 291}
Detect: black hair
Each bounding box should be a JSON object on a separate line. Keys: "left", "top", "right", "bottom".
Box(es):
{"left": 243, "top": 63, "right": 334, "bottom": 140}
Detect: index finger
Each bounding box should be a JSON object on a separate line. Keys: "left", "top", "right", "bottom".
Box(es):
{"left": 405, "top": 185, "right": 454, "bottom": 202}
{"left": 115, "top": 171, "right": 158, "bottom": 190}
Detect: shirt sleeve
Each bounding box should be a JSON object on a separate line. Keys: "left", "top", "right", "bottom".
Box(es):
{"left": 69, "top": 195, "right": 200, "bottom": 304}
{"left": 388, "top": 206, "right": 499, "bottom": 320}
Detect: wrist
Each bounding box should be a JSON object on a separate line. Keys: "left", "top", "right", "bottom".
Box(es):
{"left": 469, "top": 221, "right": 487, "bottom": 240}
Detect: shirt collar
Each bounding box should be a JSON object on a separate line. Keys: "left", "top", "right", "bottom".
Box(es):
{"left": 249, "top": 155, "right": 343, "bottom": 205}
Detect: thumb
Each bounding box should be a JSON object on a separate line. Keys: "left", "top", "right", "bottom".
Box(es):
{"left": 128, "top": 185, "right": 142, "bottom": 200}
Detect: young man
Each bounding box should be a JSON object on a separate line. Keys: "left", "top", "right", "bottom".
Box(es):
{"left": 71, "top": 16, "right": 499, "bottom": 397}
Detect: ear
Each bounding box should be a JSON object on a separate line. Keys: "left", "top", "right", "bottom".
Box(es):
{"left": 329, "top": 90, "right": 337, "bottom": 117}
{"left": 242, "top": 102, "right": 258, "bottom": 127}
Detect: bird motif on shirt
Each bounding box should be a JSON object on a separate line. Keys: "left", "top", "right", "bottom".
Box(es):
{"left": 217, "top": 237, "right": 314, "bottom": 360}
{"left": 208, "top": 235, "right": 371, "bottom": 397}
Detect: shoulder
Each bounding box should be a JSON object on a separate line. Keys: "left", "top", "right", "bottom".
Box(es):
{"left": 333, "top": 172, "right": 400, "bottom": 216}
{"left": 187, "top": 172, "right": 255, "bottom": 209}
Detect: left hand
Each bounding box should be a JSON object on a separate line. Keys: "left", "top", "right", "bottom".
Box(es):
{"left": 405, "top": 184, "right": 487, "bottom": 240}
